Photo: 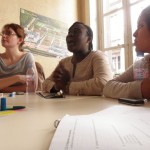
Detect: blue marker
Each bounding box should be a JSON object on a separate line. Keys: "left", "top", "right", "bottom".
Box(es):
{"left": 1, "top": 97, "right": 6, "bottom": 111}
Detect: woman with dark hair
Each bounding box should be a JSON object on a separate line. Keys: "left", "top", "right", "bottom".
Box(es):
{"left": 0, "top": 23, "right": 38, "bottom": 92}
{"left": 103, "top": 6, "right": 150, "bottom": 99}
{"left": 43, "top": 22, "right": 113, "bottom": 96}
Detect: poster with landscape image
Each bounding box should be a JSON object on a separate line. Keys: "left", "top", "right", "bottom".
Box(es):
{"left": 20, "top": 8, "right": 69, "bottom": 58}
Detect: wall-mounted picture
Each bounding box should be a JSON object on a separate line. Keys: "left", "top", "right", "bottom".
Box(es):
{"left": 20, "top": 8, "right": 70, "bottom": 58}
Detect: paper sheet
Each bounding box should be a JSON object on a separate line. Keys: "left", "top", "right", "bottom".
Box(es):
{"left": 49, "top": 106, "right": 150, "bottom": 150}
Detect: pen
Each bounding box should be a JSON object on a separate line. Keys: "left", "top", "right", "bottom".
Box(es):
{"left": 7, "top": 106, "right": 26, "bottom": 110}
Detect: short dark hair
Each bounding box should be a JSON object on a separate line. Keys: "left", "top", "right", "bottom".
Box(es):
{"left": 71, "top": 22, "right": 93, "bottom": 50}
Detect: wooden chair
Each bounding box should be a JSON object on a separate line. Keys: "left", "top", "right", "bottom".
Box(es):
{"left": 35, "top": 62, "right": 45, "bottom": 91}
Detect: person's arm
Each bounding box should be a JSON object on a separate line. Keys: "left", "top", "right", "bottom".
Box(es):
{"left": 42, "top": 77, "right": 55, "bottom": 93}
{"left": 141, "top": 78, "right": 150, "bottom": 99}
{"left": 103, "top": 65, "right": 143, "bottom": 99}
{"left": 42, "top": 62, "right": 70, "bottom": 93}
{"left": 0, "top": 75, "right": 26, "bottom": 92}
{"left": 42, "top": 65, "right": 58, "bottom": 93}
{"left": 68, "top": 52, "right": 113, "bottom": 96}
{"left": 1, "top": 84, "right": 26, "bottom": 93}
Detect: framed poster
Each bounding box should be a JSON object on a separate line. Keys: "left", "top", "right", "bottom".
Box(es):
{"left": 20, "top": 8, "right": 70, "bottom": 58}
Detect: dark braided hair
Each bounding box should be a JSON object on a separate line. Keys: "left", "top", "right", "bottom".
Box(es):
{"left": 71, "top": 22, "right": 93, "bottom": 50}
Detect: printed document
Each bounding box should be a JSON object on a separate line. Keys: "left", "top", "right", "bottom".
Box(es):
{"left": 49, "top": 106, "right": 150, "bottom": 150}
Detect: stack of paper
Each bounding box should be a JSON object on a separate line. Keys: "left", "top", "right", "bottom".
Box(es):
{"left": 49, "top": 106, "right": 150, "bottom": 150}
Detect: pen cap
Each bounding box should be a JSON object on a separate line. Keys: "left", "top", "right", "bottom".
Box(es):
{"left": 1, "top": 97, "right": 6, "bottom": 111}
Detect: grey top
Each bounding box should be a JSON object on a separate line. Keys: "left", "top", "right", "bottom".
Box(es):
{"left": 0, "top": 52, "right": 34, "bottom": 78}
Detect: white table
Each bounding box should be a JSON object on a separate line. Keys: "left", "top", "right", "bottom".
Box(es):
{"left": 0, "top": 94, "right": 148, "bottom": 150}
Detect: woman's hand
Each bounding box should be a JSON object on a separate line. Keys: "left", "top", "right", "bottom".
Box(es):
{"left": 52, "top": 63, "right": 70, "bottom": 90}
{"left": 0, "top": 75, "right": 27, "bottom": 92}
{"left": 15, "top": 75, "right": 27, "bottom": 84}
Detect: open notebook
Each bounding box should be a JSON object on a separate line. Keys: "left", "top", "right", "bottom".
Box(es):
{"left": 49, "top": 105, "right": 150, "bottom": 150}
